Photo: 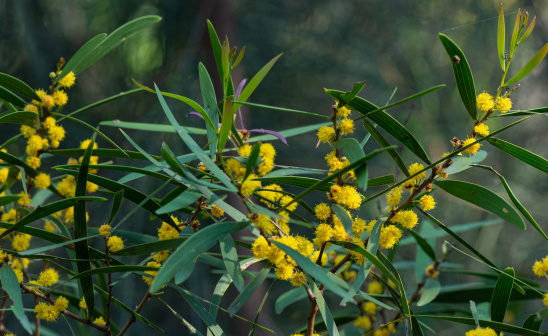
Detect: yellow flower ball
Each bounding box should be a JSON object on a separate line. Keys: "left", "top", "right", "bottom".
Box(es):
{"left": 107, "top": 236, "right": 124, "bottom": 252}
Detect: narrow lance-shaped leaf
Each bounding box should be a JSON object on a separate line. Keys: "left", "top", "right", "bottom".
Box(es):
{"left": 54, "top": 33, "right": 106, "bottom": 83}
{"left": 497, "top": 3, "right": 506, "bottom": 71}
{"left": 491, "top": 267, "right": 515, "bottom": 322}
{"left": 362, "top": 119, "right": 409, "bottom": 176}
{"left": 219, "top": 234, "right": 245, "bottom": 292}
{"left": 509, "top": 10, "right": 521, "bottom": 59}
{"left": 0, "top": 265, "right": 33, "bottom": 334}
{"left": 218, "top": 97, "right": 234, "bottom": 153}
{"left": 438, "top": 33, "right": 477, "bottom": 121}
{"left": 150, "top": 221, "right": 249, "bottom": 293}
{"left": 473, "top": 164, "right": 548, "bottom": 241}
{"left": 108, "top": 190, "right": 124, "bottom": 224}
{"left": 488, "top": 137, "right": 548, "bottom": 174}
{"left": 74, "top": 140, "right": 96, "bottom": 318}
{"left": 308, "top": 277, "right": 341, "bottom": 336}
{"left": 337, "top": 81, "right": 366, "bottom": 108}
{"left": 199, "top": 63, "right": 220, "bottom": 158}
{"left": 335, "top": 138, "right": 368, "bottom": 191}
{"left": 504, "top": 42, "right": 548, "bottom": 86}
{"left": 174, "top": 285, "right": 226, "bottom": 336}
{"left": 434, "top": 179, "right": 525, "bottom": 230}
{"left": 227, "top": 263, "right": 271, "bottom": 317}
{"left": 519, "top": 16, "right": 536, "bottom": 44}
{"left": 0, "top": 111, "right": 39, "bottom": 127}
{"left": 0, "top": 72, "right": 41, "bottom": 100}
{"left": 244, "top": 142, "right": 261, "bottom": 181}
{"left": 417, "top": 278, "right": 441, "bottom": 307}
{"left": 207, "top": 20, "right": 224, "bottom": 85}
{"left": 0, "top": 86, "right": 26, "bottom": 108}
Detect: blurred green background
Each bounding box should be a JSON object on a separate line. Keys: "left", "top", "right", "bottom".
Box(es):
{"left": 1, "top": 0, "right": 548, "bottom": 334}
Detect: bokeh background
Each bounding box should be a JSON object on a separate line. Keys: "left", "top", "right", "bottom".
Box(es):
{"left": 1, "top": 0, "right": 548, "bottom": 334}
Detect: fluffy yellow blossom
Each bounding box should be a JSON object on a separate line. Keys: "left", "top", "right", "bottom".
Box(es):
{"left": 544, "top": 293, "right": 548, "bottom": 307}
{"left": 26, "top": 135, "right": 45, "bottom": 156}
{"left": 258, "top": 157, "right": 275, "bottom": 176}
{"left": 474, "top": 123, "right": 489, "bottom": 136}
{"left": 20, "top": 125, "right": 36, "bottom": 138}
{"left": 339, "top": 118, "right": 355, "bottom": 135}
{"left": 392, "top": 210, "right": 418, "bottom": 229}
{"left": 386, "top": 186, "right": 403, "bottom": 209}
{"left": 238, "top": 144, "right": 252, "bottom": 157}
{"left": 290, "top": 271, "right": 306, "bottom": 287}
{"left": 463, "top": 137, "right": 481, "bottom": 156}
{"left": 57, "top": 175, "right": 76, "bottom": 197}
{"left": 42, "top": 95, "right": 55, "bottom": 109}
{"left": 496, "top": 97, "right": 512, "bottom": 113}
{"left": 197, "top": 162, "right": 207, "bottom": 171}
{"left": 17, "top": 192, "right": 31, "bottom": 207}
{"left": 44, "top": 221, "right": 56, "bottom": 232}
{"left": 143, "top": 261, "right": 161, "bottom": 286}
{"left": 260, "top": 143, "right": 276, "bottom": 159}
{"left": 329, "top": 185, "right": 361, "bottom": 209}
{"left": 152, "top": 250, "right": 170, "bottom": 263}
{"left": 99, "top": 224, "right": 111, "bottom": 237}
{"left": 280, "top": 195, "right": 297, "bottom": 211}
{"left": 14, "top": 268, "right": 24, "bottom": 283}
{"left": 24, "top": 104, "right": 39, "bottom": 113}
{"left": 419, "top": 194, "right": 435, "bottom": 211}
{"left": 34, "top": 302, "right": 60, "bottom": 322}
{"left": 240, "top": 175, "right": 261, "bottom": 197}
{"left": 350, "top": 218, "right": 366, "bottom": 237}
{"left": 258, "top": 184, "right": 283, "bottom": 205}
{"left": 225, "top": 158, "right": 245, "bottom": 179}
{"left": 38, "top": 268, "right": 59, "bottom": 287}
{"left": 48, "top": 125, "right": 66, "bottom": 148}
{"left": 43, "top": 117, "right": 56, "bottom": 129}
{"left": 86, "top": 181, "right": 99, "bottom": 193}
{"left": 64, "top": 207, "right": 89, "bottom": 224}
{"left": 252, "top": 236, "right": 271, "bottom": 260}
{"left": 59, "top": 72, "right": 76, "bottom": 88}
{"left": 2, "top": 209, "right": 17, "bottom": 223}
{"left": 409, "top": 163, "right": 426, "bottom": 182}
{"left": 367, "top": 281, "right": 383, "bottom": 295}
{"left": 314, "top": 224, "right": 333, "bottom": 248}
{"left": 354, "top": 315, "right": 372, "bottom": 329}
{"left": 0, "top": 168, "right": 8, "bottom": 184}
{"left": 363, "top": 301, "right": 377, "bottom": 315}
{"left": 26, "top": 156, "right": 41, "bottom": 169}
{"left": 425, "top": 265, "right": 439, "bottom": 278}
{"left": 80, "top": 139, "right": 97, "bottom": 150}
{"left": 251, "top": 213, "right": 276, "bottom": 235}
{"left": 532, "top": 256, "right": 548, "bottom": 277}
{"left": 314, "top": 203, "right": 331, "bottom": 221}
{"left": 107, "top": 236, "right": 124, "bottom": 252}
{"left": 52, "top": 90, "right": 68, "bottom": 106}
{"left": 54, "top": 296, "right": 69, "bottom": 312}
{"left": 33, "top": 89, "right": 47, "bottom": 105}
{"left": 158, "top": 222, "right": 179, "bottom": 240}
{"left": 211, "top": 204, "right": 224, "bottom": 217}
{"left": 476, "top": 92, "right": 494, "bottom": 112}
{"left": 336, "top": 105, "right": 351, "bottom": 117}
{"left": 275, "top": 261, "right": 294, "bottom": 280}
{"left": 79, "top": 297, "right": 87, "bottom": 311}
{"left": 325, "top": 151, "right": 344, "bottom": 171}
{"left": 93, "top": 316, "right": 106, "bottom": 325}
{"left": 379, "top": 225, "right": 402, "bottom": 249}
{"left": 465, "top": 327, "right": 498, "bottom": 336}
{"left": 310, "top": 250, "right": 327, "bottom": 266}
{"left": 317, "top": 126, "right": 335, "bottom": 143}
{"left": 34, "top": 173, "right": 51, "bottom": 189}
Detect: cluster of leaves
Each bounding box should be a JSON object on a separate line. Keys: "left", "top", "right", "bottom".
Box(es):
{"left": 1, "top": 4, "right": 548, "bottom": 336}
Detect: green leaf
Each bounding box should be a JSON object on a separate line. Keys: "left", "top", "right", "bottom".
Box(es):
{"left": 434, "top": 179, "right": 525, "bottom": 230}
{"left": 335, "top": 138, "right": 368, "bottom": 190}
{"left": 232, "top": 54, "right": 282, "bottom": 112}
{"left": 99, "top": 120, "right": 206, "bottom": 135}
{"left": 519, "top": 17, "right": 536, "bottom": 44}
{"left": 331, "top": 204, "right": 353, "bottom": 233}
{"left": 154, "top": 84, "right": 237, "bottom": 192}
{"left": 56, "top": 168, "right": 178, "bottom": 228}
{"left": 271, "top": 241, "right": 347, "bottom": 299}
{"left": 132, "top": 79, "right": 216, "bottom": 133}
{"left": 337, "top": 81, "right": 366, "bottom": 108}
{"left": 0, "top": 196, "right": 105, "bottom": 239}
{"left": 232, "top": 101, "right": 330, "bottom": 119}
{"left": 49, "top": 148, "right": 158, "bottom": 161}
{"left": 248, "top": 279, "right": 275, "bottom": 336}
{"left": 115, "top": 238, "right": 186, "bottom": 256}
{"left": 0, "top": 265, "right": 33, "bottom": 334}
{"left": 64, "top": 16, "right": 161, "bottom": 77}
{"left": 244, "top": 142, "right": 261, "bottom": 181}
{"left": 523, "top": 308, "right": 548, "bottom": 331}
{"left": 156, "top": 187, "right": 200, "bottom": 215}
{"left": 509, "top": 10, "right": 521, "bottom": 60}
{"left": 488, "top": 137, "right": 548, "bottom": 174}
{"left": 308, "top": 277, "right": 340, "bottom": 336}
{"left": 54, "top": 33, "right": 106, "bottom": 83}
{"left": 150, "top": 221, "right": 249, "bottom": 293}
{"left": 491, "top": 267, "right": 515, "bottom": 323}
{"left": 174, "top": 285, "right": 226, "bottom": 336}
{"left": 108, "top": 190, "right": 124, "bottom": 224}
{"left": 19, "top": 235, "right": 97, "bottom": 255}
{"left": 218, "top": 97, "right": 234, "bottom": 153}
{"left": 470, "top": 300, "right": 480, "bottom": 326}
{"left": 199, "top": 63, "right": 220, "bottom": 158}
{"left": 74, "top": 140, "right": 95, "bottom": 318}
{"left": 407, "top": 229, "right": 437, "bottom": 261}
{"left": 51, "top": 112, "right": 128, "bottom": 157}
{"left": 0, "top": 72, "right": 41, "bottom": 100}
{"left": 417, "top": 315, "right": 542, "bottom": 336}
{"left": 275, "top": 287, "right": 307, "bottom": 314}
{"left": 0, "top": 195, "right": 21, "bottom": 207}
{"left": 227, "top": 263, "right": 271, "bottom": 317}
{"left": 473, "top": 165, "right": 548, "bottom": 241}
{"left": 0, "top": 86, "right": 26, "bottom": 108}
{"left": 207, "top": 20, "right": 224, "bottom": 85}
{"left": 417, "top": 278, "right": 441, "bottom": 307}
{"left": 72, "top": 265, "right": 159, "bottom": 280}
{"left": 442, "top": 150, "right": 487, "bottom": 175}
{"left": 505, "top": 42, "right": 548, "bottom": 86}
{"left": 497, "top": 4, "right": 506, "bottom": 71}
{"left": 438, "top": 33, "right": 477, "bottom": 121}
{"left": 327, "top": 89, "right": 430, "bottom": 163}
{"left": 219, "top": 234, "right": 245, "bottom": 292}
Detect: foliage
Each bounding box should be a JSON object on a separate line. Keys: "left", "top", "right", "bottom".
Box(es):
{"left": 0, "top": 4, "right": 548, "bottom": 336}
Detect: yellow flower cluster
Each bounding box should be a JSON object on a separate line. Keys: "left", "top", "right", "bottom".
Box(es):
{"left": 532, "top": 255, "right": 548, "bottom": 277}
{"left": 142, "top": 261, "right": 162, "bottom": 286}
{"left": 476, "top": 92, "right": 495, "bottom": 112}
{"left": 237, "top": 142, "right": 277, "bottom": 176}
{"left": 107, "top": 236, "right": 124, "bottom": 252}
{"left": 419, "top": 194, "right": 436, "bottom": 211}
{"left": 329, "top": 185, "right": 361, "bottom": 209}
{"left": 38, "top": 268, "right": 59, "bottom": 287}
{"left": 34, "top": 296, "right": 69, "bottom": 322}
{"left": 366, "top": 221, "right": 402, "bottom": 249}
{"left": 465, "top": 327, "right": 498, "bottom": 336}
{"left": 425, "top": 264, "right": 440, "bottom": 278}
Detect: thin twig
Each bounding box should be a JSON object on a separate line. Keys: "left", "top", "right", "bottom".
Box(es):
{"left": 117, "top": 291, "right": 152, "bottom": 336}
